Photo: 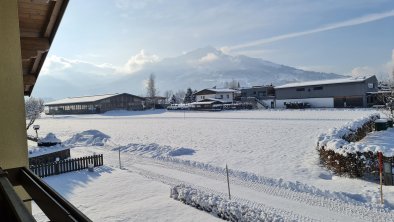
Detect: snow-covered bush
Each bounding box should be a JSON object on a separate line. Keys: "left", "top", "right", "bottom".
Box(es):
{"left": 171, "top": 184, "right": 284, "bottom": 222}
{"left": 317, "top": 113, "right": 380, "bottom": 177}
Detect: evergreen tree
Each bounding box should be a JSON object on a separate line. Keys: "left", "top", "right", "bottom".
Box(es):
{"left": 192, "top": 90, "right": 197, "bottom": 102}
{"left": 170, "top": 95, "right": 177, "bottom": 104}
{"left": 184, "top": 88, "right": 193, "bottom": 103}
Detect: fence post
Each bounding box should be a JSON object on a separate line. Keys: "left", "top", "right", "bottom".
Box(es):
{"left": 55, "top": 161, "right": 59, "bottom": 175}
{"left": 226, "top": 164, "right": 231, "bottom": 200}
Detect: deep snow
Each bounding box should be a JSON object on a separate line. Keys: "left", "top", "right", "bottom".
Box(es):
{"left": 29, "top": 109, "right": 394, "bottom": 221}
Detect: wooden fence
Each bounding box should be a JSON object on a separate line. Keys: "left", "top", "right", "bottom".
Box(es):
{"left": 30, "top": 154, "right": 103, "bottom": 178}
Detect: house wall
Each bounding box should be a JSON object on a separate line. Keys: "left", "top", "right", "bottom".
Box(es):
{"left": 275, "top": 77, "right": 378, "bottom": 107}
{"left": 241, "top": 86, "right": 275, "bottom": 100}
{"left": 0, "top": 0, "right": 30, "bottom": 210}
{"left": 97, "top": 93, "right": 144, "bottom": 112}
{"left": 196, "top": 93, "right": 234, "bottom": 103}
{"left": 276, "top": 98, "right": 334, "bottom": 108}
{"left": 47, "top": 94, "right": 145, "bottom": 115}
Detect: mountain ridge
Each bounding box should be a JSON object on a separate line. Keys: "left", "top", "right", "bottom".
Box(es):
{"left": 33, "top": 46, "right": 344, "bottom": 99}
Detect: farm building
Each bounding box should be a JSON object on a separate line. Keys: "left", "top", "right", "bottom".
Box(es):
{"left": 194, "top": 88, "right": 236, "bottom": 103}
{"left": 45, "top": 93, "right": 145, "bottom": 115}
{"left": 274, "top": 75, "right": 379, "bottom": 108}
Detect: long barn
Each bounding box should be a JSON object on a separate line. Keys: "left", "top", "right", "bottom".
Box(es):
{"left": 274, "top": 76, "right": 379, "bottom": 108}
{"left": 45, "top": 93, "right": 145, "bottom": 115}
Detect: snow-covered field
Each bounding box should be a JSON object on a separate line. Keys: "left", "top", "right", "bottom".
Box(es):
{"left": 30, "top": 109, "right": 394, "bottom": 221}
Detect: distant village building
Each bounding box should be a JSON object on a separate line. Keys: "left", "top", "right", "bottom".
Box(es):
{"left": 240, "top": 85, "right": 275, "bottom": 100}
{"left": 190, "top": 88, "right": 237, "bottom": 111}
{"left": 144, "top": 96, "right": 167, "bottom": 109}
{"left": 45, "top": 93, "right": 145, "bottom": 115}
{"left": 239, "top": 85, "right": 276, "bottom": 108}
{"left": 274, "top": 75, "right": 379, "bottom": 108}
{"left": 194, "top": 88, "right": 236, "bottom": 103}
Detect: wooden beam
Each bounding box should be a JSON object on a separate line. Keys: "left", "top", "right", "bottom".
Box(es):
{"left": 18, "top": 0, "right": 51, "bottom": 4}
{"left": 31, "top": 52, "right": 43, "bottom": 74}
{"left": 21, "top": 49, "right": 39, "bottom": 59}
{"left": 19, "top": 30, "right": 42, "bottom": 38}
{"left": 20, "top": 37, "right": 49, "bottom": 51}
{"left": 23, "top": 74, "right": 37, "bottom": 86}
{"left": 43, "top": 0, "right": 57, "bottom": 38}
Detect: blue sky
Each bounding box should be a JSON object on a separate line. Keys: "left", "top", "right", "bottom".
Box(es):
{"left": 45, "top": 0, "right": 394, "bottom": 81}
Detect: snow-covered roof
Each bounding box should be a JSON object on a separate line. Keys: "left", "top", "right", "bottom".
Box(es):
{"left": 194, "top": 88, "right": 236, "bottom": 95}
{"left": 191, "top": 101, "right": 217, "bottom": 105}
{"left": 45, "top": 93, "right": 119, "bottom": 105}
{"left": 209, "top": 88, "right": 237, "bottom": 93}
{"left": 191, "top": 98, "right": 225, "bottom": 105}
{"left": 275, "top": 76, "right": 375, "bottom": 89}
{"left": 45, "top": 93, "right": 136, "bottom": 106}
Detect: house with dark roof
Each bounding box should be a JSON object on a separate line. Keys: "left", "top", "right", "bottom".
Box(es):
{"left": 274, "top": 75, "right": 378, "bottom": 108}
{"left": 45, "top": 93, "right": 145, "bottom": 115}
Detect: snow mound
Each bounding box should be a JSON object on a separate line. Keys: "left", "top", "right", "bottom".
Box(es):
{"left": 38, "top": 133, "right": 61, "bottom": 144}
{"left": 171, "top": 184, "right": 284, "bottom": 221}
{"left": 64, "top": 130, "right": 110, "bottom": 147}
{"left": 114, "top": 143, "right": 195, "bottom": 158}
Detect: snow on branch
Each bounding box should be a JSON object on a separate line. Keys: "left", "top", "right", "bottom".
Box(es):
{"left": 170, "top": 184, "right": 284, "bottom": 221}
{"left": 25, "top": 97, "right": 44, "bottom": 130}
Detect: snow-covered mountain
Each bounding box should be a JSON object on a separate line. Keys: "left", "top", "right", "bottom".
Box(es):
{"left": 112, "top": 46, "right": 343, "bottom": 94}
{"left": 33, "top": 46, "right": 344, "bottom": 99}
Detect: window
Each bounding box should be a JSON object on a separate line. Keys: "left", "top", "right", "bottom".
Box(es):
{"left": 227, "top": 95, "right": 229, "bottom": 99}
{"left": 220, "top": 95, "right": 223, "bottom": 99}
{"left": 313, "top": 86, "right": 323, "bottom": 90}
{"left": 296, "top": 88, "right": 305, "bottom": 91}
{"left": 368, "top": 83, "right": 374, "bottom": 89}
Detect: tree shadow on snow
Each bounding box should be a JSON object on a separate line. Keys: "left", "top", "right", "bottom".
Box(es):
{"left": 43, "top": 165, "right": 113, "bottom": 199}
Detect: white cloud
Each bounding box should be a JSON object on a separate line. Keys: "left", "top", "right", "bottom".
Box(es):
{"left": 351, "top": 66, "right": 376, "bottom": 78}
{"left": 227, "top": 10, "right": 394, "bottom": 51}
{"left": 198, "top": 53, "right": 219, "bottom": 64}
{"left": 349, "top": 50, "right": 394, "bottom": 81}
{"left": 41, "top": 50, "right": 159, "bottom": 78}
{"left": 41, "top": 55, "right": 117, "bottom": 77}
{"left": 117, "top": 50, "right": 159, "bottom": 74}
{"left": 41, "top": 55, "right": 72, "bottom": 75}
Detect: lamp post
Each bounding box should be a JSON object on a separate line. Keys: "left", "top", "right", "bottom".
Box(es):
{"left": 33, "top": 125, "right": 40, "bottom": 139}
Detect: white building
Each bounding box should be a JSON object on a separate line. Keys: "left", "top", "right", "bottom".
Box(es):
{"left": 194, "top": 88, "right": 236, "bottom": 103}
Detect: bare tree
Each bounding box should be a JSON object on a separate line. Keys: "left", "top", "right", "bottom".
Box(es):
{"left": 175, "top": 90, "right": 186, "bottom": 103}
{"left": 146, "top": 73, "right": 157, "bottom": 98}
{"left": 145, "top": 73, "right": 158, "bottom": 108}
{"left": 25, "top": 97, "right": 44, "bottom": 130}
{"left": 224, "top": 79, "right": 239, "bottom": 89}
{"left": 163, "top": 90, "right": 173, "bottom": 103}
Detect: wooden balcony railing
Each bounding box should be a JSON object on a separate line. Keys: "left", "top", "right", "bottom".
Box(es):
{"left": 0, "top": 166, "right": 92, "bottom": 221}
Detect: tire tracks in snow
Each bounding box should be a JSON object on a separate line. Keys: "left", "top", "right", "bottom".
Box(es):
{"left": 78, "top": 147, "right": 394, "bottom": 222}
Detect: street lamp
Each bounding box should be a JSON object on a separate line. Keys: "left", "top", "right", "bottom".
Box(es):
{"left": 33, "top": 125, "right": 40, "bottom": 139}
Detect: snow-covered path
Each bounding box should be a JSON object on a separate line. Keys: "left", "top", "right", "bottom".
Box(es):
{"left": 71, "top": 146, "right": 394, "bottom": 222}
